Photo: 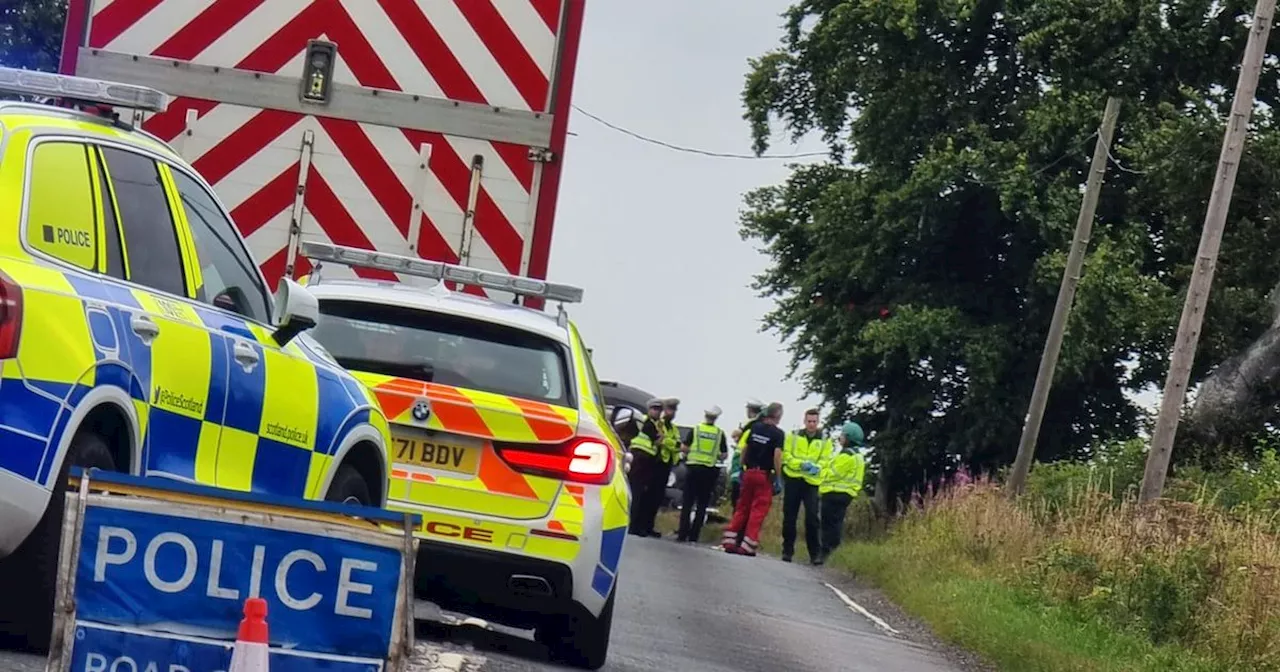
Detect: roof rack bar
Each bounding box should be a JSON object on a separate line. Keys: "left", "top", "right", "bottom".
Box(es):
{"left": 298, "top": 241, "right": 584, "bottom": 304}
{"left": 0, "top": 65, "right": 167, "bottom": 113}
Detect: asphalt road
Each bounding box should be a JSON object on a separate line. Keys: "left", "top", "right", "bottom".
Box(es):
{"left": 412, "top": 536, "right": 959, "bottom": 672}
{"left": 4, "top": 536, "right": 959, "bottom": 671}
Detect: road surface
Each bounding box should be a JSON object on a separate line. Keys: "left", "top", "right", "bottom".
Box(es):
{"left": 413, "top": 536, "right": 960, "bottom": 671}
{"left": 3, "top": 537, "right": 959, "bottom": 671}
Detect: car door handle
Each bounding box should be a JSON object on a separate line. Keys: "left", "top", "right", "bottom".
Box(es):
{"left": 130, "top": 314, "right": 160, "bottom": 343}
{"left": 233, "top": 340, "right": 261, "bottom": 371}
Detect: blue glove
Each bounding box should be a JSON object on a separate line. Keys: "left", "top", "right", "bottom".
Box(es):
{"left": 802, "top": 461, "right": 820, "bottom": 476}
{"left": 772, "top": 476, "right": 783, "bottom": 495}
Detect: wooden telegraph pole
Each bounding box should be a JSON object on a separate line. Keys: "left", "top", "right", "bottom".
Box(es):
{"left": 1006, "top": 97, "right": 1122, "bottom": 497}
{"left": 1140, "top": 0, "right": 1277, "bottom": 503}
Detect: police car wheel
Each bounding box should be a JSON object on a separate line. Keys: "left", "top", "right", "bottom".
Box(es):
{"left": 0, "top": 430, "right": 115, "bottom": 654}
{"left": 535, "top": 588, "right": 615, "bottom": 670}
{"left": 324, "top": 464, "right": 372, "bottom": 507}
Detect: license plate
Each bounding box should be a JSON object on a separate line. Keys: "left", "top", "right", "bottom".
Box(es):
{"left": 392, "top": 433, "right": 480, "bottom": 475}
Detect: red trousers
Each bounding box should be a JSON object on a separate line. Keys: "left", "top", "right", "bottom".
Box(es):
{"left": 721, "top": 469, "right": 773, "bottom": 555}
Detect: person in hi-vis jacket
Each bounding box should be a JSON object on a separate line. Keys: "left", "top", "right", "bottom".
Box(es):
{"left": 816, "top": 422, "right": 868, "bottom": 564}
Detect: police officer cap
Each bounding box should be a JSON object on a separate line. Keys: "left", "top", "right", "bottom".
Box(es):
{"left": 663, "top": 397, "right": 680, "bottom": 408}
{"left": 646, "top": 397, "right": 664, "bottom": 409}
{"left": 842, "top": 421, "right": 866, "bottom": 446}
{"left": 745, "top": 398, "right": 763, "bottom": 410}
{"left": 705, "top": 405, "right": 722, "bottom": 417}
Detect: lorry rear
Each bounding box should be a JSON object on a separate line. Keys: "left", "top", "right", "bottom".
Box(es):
{"left": 59, "top": 0, "right": 586, "bottom": 309}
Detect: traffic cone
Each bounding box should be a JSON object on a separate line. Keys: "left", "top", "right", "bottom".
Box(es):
{"left": 228, "top": 597, "right": 270, "bottom": 672}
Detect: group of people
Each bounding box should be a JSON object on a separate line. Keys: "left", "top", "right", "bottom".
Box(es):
{"left": 614, "top": 396, "right": 868, "bottom": 565}
{"left": 721, "top": 401, "right": 867, "bottom": 562}
{"left": 620, "top": 396, "right": 698, "bottom": 538}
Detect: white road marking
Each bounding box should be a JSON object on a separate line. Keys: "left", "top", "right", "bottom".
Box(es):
{"left": 824, "top": 581, "right": 902, "bottom": 636}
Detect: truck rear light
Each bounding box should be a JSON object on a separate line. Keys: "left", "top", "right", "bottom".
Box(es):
{"left": 0, "top": 270, "right": 23, "bottom": 359}
{"left": 496, "top": 437, "right": 615, "bottom": 486}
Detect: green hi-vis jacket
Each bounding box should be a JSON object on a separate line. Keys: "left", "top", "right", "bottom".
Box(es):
{"left": 659, "top": 418, "right": 681, "bottom": 464}
{"left": 732, "top": 414, "right": 763, "bottom": 482}
{"left": 631, "top": 417, "right": 658, "bottom": 456}
{"left": 687, "top": 422, "right": 725, "bottom": 467}
{"left": 782, "top": 430, "right": 833, "bottom": 485}
{"left": 819, "top": 448, "right": 866, "bottom": 497}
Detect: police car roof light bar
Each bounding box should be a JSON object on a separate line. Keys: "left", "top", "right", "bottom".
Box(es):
{"left": 0, "top": 66, "right": 168, "bottom": 113}
{"left": 299, "top": 241, "right": 585, "bottom": 304}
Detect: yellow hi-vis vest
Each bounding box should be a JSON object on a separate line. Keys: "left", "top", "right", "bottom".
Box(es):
{"left": 659, "top": 419, "right": 680, "bottom": 464}
{"left": 687, "top": 422, "right": 724, "bottom": 467}
{"left": 736, "top": 415, "right": 758, "bottom": 449}
{"left": 782, "top": 430, "right": 833, "bottom": 485}
{"left": 631, "top": 418, "right": 658, "bottom": 456}
{"left": 819, "top": 450, "right": 866, "bottom": 497}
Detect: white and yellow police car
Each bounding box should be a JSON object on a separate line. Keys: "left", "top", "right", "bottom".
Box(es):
{"left": 0, "top": 69, "right": 393, "bottom": 652}
{"left": 298, "top": 242, "right": 629, "bottom": 670}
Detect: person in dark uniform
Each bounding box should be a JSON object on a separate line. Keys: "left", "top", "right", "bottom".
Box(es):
{"left": 658, "top": 398, "right": 683, "bottom": 521}
{"left": 720, "top": 402, "right": 786, "bottom": 557}
{"left": 780, "top": 408, "right": 833, "bottom": 564}
{"left": 676, "top": 405, "right": 729, "bottom": 543}
{"left": 627, "top": 398, "right": 666, "bottom": 536}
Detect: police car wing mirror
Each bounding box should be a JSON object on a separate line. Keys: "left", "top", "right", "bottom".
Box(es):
{"left": 271, "top": 277, "right": 320, "bottom": 346}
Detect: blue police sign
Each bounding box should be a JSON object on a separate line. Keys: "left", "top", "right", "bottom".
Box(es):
{"left": 49, "top": 470, "right": 420, "bottom": 672}
{"left": 73, "top": 623, "right": 382, "bottom": 672}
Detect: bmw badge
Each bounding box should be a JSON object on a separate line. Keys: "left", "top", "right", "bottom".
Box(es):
{"left": 411, "top": 398, "right": 431, "bottom": 422}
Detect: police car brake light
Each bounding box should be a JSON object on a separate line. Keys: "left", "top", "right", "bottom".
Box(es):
{"left": 299, "top": 241, "right": 584, "bottom": 304}
{"left": 495, "top": 437, "right": 614, "bottom": 485}
{"left": 567, "top": 439, "right": 613, "bottom": 480}
{"left": 0, "top": 269, "right": 22, "bottom": 359}
{"left": 0, "top": 66, "right": 168, "bottom": 113}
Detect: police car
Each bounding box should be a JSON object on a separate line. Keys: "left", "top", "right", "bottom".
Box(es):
{"left": 298, "top": 242, "right": 628, "bottom": 670}
{"left": 0, "top": 69, "right": 393, "bottom": 652}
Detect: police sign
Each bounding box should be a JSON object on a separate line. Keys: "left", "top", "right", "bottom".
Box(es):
{"left": 48, "top": 470, "right": 421, "bottom": 672}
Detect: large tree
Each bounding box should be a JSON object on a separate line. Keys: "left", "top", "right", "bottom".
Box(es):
{"left": 740, "top": 0, "right": 1280, "bottom": 505}
{"left": 0, "top": 0, "right": 67, "bottom": 72}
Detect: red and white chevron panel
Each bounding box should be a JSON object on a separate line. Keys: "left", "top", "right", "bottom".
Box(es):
{"left": 65, "top": 0, "right": 577, "bottom": 293}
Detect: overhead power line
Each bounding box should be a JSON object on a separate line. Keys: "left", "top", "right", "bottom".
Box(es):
{"left": 570, "top": 105, "right": 1124, "bottom": 183}
{"left": 570, "top": 105, "right": 828, "bottom": 160}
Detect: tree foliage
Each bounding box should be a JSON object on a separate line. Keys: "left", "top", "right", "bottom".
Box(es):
{"left": 741, "top": 0, "right": 1280, "bottom": 505}
{"left": 0, "top": 0, "right": 67, "bottom": 72}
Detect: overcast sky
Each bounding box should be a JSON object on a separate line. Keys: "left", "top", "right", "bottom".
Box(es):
{"left": 547, "top": 1, "right": 830, "bottom": 428}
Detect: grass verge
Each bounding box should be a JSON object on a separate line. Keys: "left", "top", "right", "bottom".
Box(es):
{"left": 654, "top": 476, "right": 1260, "bottom": 671}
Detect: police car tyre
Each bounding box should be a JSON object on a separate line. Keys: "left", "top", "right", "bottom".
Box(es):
{"left": 324, "top": 463, "right": 373, "bottom": 506}
{"left": 0, "top": 430, "right": 115, "bottom": 654}
{"left": 535, "top": 586, "right": 615, "bottom": 670}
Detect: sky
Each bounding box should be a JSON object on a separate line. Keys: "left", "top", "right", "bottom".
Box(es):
{"left": 546, "top": 1, "right": 830, "bottom": 428}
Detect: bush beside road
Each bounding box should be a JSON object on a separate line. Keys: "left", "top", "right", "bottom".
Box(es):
{"left": 661, "top": 443, "right": 1280, "bottom": 672}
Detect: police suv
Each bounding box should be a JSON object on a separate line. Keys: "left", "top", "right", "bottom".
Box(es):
{"left": 298, "top": 242, "right": 628, "bottom": 670}
{"left": 0, "top": 68, "right": 393, "bottom": 652}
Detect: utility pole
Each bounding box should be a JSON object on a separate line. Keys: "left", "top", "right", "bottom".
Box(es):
{"left": 1140, "top": 0, "right": 1276, "bottom": 503}
{"left": 1006, "top": 96, "right": 1122, "bottom": 497}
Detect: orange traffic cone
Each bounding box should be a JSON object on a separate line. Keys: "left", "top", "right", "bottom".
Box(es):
{"left": 228, "top": 597, "right": 270, "bottom": 672}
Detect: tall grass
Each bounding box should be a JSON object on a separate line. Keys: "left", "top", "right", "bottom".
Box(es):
{"left": 905, "top": 475, "right": 1280, "bottom": 669}
{"left": 655, "top": 447, "right": 1280, "bottom": 669}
